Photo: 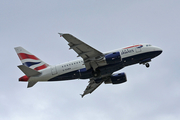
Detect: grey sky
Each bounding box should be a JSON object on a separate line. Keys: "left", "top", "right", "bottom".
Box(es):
{"left": 1, "top": 0, "right": 180, "bottom": 120}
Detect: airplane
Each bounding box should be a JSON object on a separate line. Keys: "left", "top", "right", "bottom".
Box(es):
{"left": 15, "top": 33, "right": 162, "bottom": 97}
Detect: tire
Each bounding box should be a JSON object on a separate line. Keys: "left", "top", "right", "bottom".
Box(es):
{"left": 145, "top": 63, "right": 150, "bottom": 68}
{"left": 92, "top": 68, "right": 100, "bottom": 77}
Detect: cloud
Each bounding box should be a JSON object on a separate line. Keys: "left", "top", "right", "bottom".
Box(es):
{"left": 1, "top": 0, "right": 180, "bottom": 120}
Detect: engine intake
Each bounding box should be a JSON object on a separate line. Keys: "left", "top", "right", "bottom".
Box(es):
{"left": 104, "top": 72, "right": 127, "bottom": 84}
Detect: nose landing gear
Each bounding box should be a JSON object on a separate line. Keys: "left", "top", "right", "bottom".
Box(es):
{"left": 139, "top": 58, "right": 151, "bottom": 68}
{"left": 145, "top": 63, "right": 150, "bottom": 68}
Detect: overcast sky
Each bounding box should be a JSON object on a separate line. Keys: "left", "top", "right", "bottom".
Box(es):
{"left": 1, "top": 0, "right": 180, "bottom": 120}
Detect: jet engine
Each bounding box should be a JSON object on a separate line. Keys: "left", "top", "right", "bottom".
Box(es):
{"left": 105, "top": 52, "right": 121, "bottom": 64}
{"left": 104, "top": 72, "right": 127, "bottom": 84}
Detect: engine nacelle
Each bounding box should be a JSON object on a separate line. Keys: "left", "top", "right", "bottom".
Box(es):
{"left": 105, "top": 52, "right": 121, "bottom": 64}
{"left": 104, "top": 72, "right": 127, "bottom": 84}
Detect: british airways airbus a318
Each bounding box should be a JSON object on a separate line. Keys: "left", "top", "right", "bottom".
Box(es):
{"left": 15, "top": 33, "right": 162, "bottom": 97}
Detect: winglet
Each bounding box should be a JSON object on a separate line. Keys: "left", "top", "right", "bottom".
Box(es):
{"left": 58, "top": 33, "right": 64, "bottom": 37}
{"left": 80, "top": 94, "right": 85, "bottom": 98}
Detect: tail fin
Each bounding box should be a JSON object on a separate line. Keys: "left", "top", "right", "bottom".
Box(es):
{"left": 14, "top": 47, "right": 49, "bottom": 71}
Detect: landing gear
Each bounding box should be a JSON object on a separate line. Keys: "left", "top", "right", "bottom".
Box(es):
{"left": 93, "top": 72, "right": 98, "bottom": 77}
{"left": 139, "top": 58, "right": 151, "bottom": 68}
{"left": 145, "top": 63, "right": 150, "bottom": 68}
{"left": 92, "top": 68, "right": 101, "bottom": 77}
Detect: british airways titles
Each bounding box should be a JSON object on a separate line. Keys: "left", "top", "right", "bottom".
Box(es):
{"left": 121, "top": 49, "right": 134, "bottom": 55}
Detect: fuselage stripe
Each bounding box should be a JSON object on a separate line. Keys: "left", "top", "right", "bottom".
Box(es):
{"left": 34, "top": 64, "right": 48, "bottom": 70}
{"left": 123, "top": 45, "right": 143, "bottom": 49}
{"left": 23, "top": 62, "right": 41, "bottom": 67}
{"left": 18, "top": 53, "right": 39, "bottom": 60}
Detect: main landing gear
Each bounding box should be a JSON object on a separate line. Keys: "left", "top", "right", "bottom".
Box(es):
{"left": 92, "top": 68, "right": 101, "bottom": 77}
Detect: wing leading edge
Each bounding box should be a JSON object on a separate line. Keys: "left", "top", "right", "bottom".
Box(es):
{"left": 59, "top": 33, "right": 104, "bottom": 71}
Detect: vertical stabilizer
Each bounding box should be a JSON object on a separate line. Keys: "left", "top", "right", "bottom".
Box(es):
{"left": 14, "top": 47, "right": 49, "bottom": 71}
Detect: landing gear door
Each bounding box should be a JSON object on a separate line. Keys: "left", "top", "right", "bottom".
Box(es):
{"left": 51, "top": 66, "right": 57, "bottom": 75}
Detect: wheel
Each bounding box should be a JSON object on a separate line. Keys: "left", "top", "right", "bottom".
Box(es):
{"left": 93, "top": 72, "right": 99, "bottom": 77}
{"left": 92, "top": 68, "right": 100, "bottom": 77}
{"left": 145, "top": 63, "right": 150, "bottom": 68}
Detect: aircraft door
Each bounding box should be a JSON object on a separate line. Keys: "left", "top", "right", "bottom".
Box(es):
{"left": 51, "top": 66, "right": 57, "bottom": 75}
{"left": 135, "top": 47, "right": 141, "bottom": 53}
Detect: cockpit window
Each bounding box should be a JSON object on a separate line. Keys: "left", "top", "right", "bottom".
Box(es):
{"left": 146, "top": 44, "right": 151, "bottom": 47}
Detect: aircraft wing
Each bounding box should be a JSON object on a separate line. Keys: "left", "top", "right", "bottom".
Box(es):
{"left": 81, "top": 77, "right": 109, "bottom": 97}
{"left": 59, "top": 33, "right": 104, "bottom": 70}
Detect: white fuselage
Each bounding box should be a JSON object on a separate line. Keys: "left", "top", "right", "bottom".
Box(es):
{"left": 28, "top": 44, "right": 162, "bottom": 83}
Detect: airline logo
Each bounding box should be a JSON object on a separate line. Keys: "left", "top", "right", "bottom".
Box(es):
{"left": 17, "top": 53, "right": 48, "bottom": 70}
{"left": 121, "top": 49, "right": 134, "bottom": 55}
{"left": 15, "top": 47, "right": 49, "bottom": 71}
{"left": 121, "top": 45, "right": 143, "bottom": 55}
{"left": 137, "top": 45, "right": 143, "bottom": 48}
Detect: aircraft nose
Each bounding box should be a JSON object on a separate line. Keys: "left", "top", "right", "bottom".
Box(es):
{"left": 154, "top": 47, "right": 163, "bottom": 56}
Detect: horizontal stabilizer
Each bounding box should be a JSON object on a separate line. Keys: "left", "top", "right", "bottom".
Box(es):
{"left": 18, "top": 65, "right": 41, "bottom": 77}
{"left": 28, "top": 81, "right": 38, "bottom": 88}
